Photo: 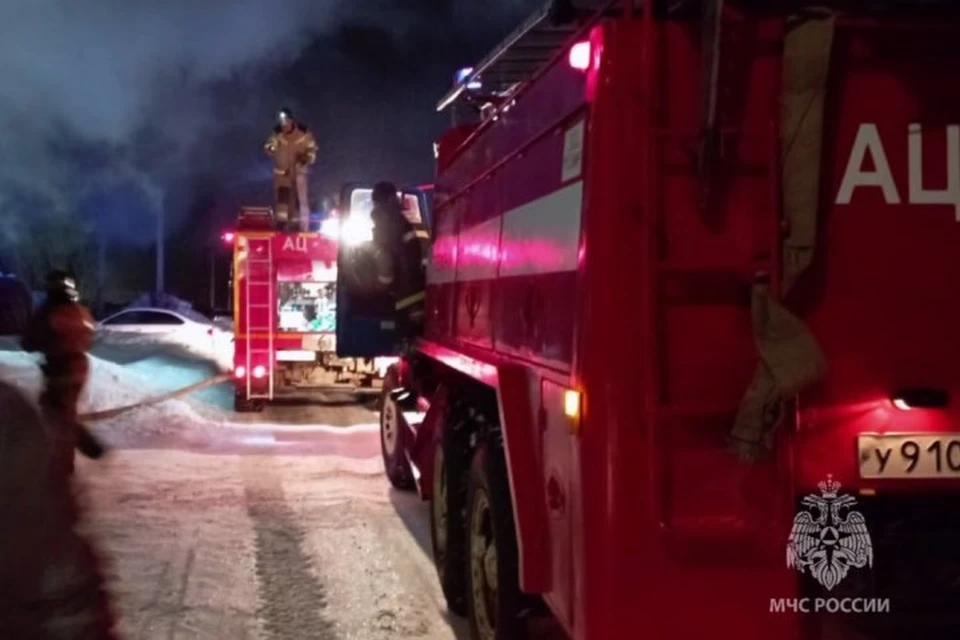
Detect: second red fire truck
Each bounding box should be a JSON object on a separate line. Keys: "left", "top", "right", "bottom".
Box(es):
{"left": 332, "top": 0, "right": 960, "bottom": 638}
{"left": 230, "top": 186, "right": 432, "bottom": 412}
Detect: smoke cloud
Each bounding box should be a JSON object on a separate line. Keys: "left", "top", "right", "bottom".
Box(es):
{"left": 0, "top": 0, "right": 539, "bottom": 284}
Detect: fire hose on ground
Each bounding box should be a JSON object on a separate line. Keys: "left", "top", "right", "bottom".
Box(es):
{"left": 78, "top": 372, "right": 233, "bottom": 422}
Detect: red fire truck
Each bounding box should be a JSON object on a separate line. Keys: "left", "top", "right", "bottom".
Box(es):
{"left": 336, "top": 1, "right": 960, "bottom": 638}
{"left": 231, "top": 184, "right": 432, "bottom": 412}
{"left": 229, "top": 208, "right": 364, "bottom": 411}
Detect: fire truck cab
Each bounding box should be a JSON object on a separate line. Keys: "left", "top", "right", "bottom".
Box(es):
{"left": 335, "top": 1, "right": 960, "bottom": 638}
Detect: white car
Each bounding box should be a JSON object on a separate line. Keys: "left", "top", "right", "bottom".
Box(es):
{"left": 96, "top": 307, "right": 233, "bottom": 363}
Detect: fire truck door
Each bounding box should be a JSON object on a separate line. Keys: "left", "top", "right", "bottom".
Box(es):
{"left": 335, "top": 183, "right": 432, "bottom": 358}
{"left": 336, "top": 182, "right": 399, "bottom": 357}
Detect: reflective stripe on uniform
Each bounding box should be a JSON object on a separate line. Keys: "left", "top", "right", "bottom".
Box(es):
{"left": 402, "top": 229, "right": 430, "bottom": 242}
{"left": 395, "top": 291, "right": 425, "bottom": 310}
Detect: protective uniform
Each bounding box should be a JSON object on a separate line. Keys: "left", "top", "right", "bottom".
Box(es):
{"left": 0, "top": 381, "right": 118, "bottom": 639}
{"left": 264, "top": 108, "right": 318, "bottom": 231}
{"left": 369, "top": 182, "right": 428, "bottom": 342}
{"left": 21, "top": 271, "right": 104, "bottom": 481}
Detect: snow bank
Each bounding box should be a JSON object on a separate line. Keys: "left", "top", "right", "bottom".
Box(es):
{"left": 0, "top": 344, "right": 202, "bottom": 424}
{"left": 0, "top": 350, "right": 383, "bottom": 464}
{"left": 94, "top": 329, "right": 234, "bottom": 373}
{"left": 0, "top": 350, "right": 212, "bottom": 440}
{"left": 0, "top": 350, "right": 172, "bottom": 416}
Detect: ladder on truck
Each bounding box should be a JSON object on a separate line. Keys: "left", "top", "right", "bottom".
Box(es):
{"left": 642, "top": 0, "right": 786, "bottom": 540}
{"left": 243, "top": 236, "right": 276, "bottom": 401}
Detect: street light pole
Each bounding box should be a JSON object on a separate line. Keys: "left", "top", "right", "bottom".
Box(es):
{"left": 97, "top": 229, "right": 106, "bottom": 316}
{"left": 156, "top": 206, "right": 165, "bottom": 294}
{"left": 209, "top": 250, "right": 216, "bottom": 310}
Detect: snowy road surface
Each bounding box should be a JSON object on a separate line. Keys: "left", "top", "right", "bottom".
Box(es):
{"left": 0, "top": 340, "right": 471, "bottom": 640}
{"left": 76, "top": 452, "right": 468, "bottom": 640}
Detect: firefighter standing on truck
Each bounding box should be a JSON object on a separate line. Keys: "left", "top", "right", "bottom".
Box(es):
{"left": 369, "top": 182, "right": 429, "bottom": 342}
{"left": 264, "top": 107, "right": 318, "bottom": 231}
{"left": 21, "top": 270, "right": 106, "bottom": 483}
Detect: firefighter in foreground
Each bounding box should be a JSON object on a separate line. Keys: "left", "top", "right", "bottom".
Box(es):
{"left": 263, "top": 107, "right": 318, "bottom": 231}
{"left": 0, "top": 381, "right": 119, "bottom": 639}
{"left": 369, "top": 182, "right": 429, "bottom": 344}
{"left": 21, "top": 270, "right": 107, "bottom": 482}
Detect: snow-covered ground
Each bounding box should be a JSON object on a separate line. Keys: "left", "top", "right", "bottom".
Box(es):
{"left": 0, "top": 339, "right": 472, "bottom": 639}
{"left": 74, "top": 452, "right": 466, "bottom": 640}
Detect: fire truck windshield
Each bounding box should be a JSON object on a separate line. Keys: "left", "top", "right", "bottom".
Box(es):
{"left": 277, "top": 281, "right": 336, "bottom": 333}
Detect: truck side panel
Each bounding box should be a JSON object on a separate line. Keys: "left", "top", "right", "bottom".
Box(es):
{"left": 436, "top": 56, "right": 588, "bottom": 371}
{"left": 426, "top": 45, "right": 592, "bottom": 602}
{"left": 454, "top": 181, "right": 497, "bottom": 349}
{"left": 425, "top": 196, "right": 459, "bottom": 342}
{"left": 438, "top": 58, "right": 587, "bottom": 193}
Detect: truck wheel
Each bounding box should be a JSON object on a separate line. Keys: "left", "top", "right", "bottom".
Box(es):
{"left": 466, "top": 442, "right": 524, "bottom": 640}
{"left": 430, "top": 420, "right": 469, "bottom": 616}
{"left": 380, "top": 370, "right": 414, "bottom": 490}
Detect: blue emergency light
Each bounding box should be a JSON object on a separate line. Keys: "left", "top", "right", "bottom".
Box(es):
{"left": 455, "top": 67, "right": 482, "bottom": 91}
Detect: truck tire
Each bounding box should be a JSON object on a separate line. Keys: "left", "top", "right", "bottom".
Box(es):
{"left": 430, "top": 411, "right": 470, "bottom": 616}
{"left": 465, "top": 442, "right": 524, "bottom": 640}
{"left": 380, "top": 369, "right": 415, "bottom": 490}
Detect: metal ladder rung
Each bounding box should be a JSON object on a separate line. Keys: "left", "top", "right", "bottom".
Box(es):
{"left": 243, "top": 234, "right": 276, "bottom": 402}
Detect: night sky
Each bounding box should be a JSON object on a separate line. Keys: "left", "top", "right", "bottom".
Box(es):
{"left": 0, "top": 0, "right": 541, "bottom": 307}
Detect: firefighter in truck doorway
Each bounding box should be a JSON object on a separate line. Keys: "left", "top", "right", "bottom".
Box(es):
{"left": 264, "top": 107, "right": 318, "bottom": 231}
{"left": 21, "top": 270, "right": 107, "bottom": 483}
{"left": 369, "top": 182, "right": 429, "bottom": 345}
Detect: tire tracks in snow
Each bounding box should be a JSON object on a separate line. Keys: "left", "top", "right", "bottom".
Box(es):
{"left": 241, "top": 458, "right": 338, "bottom": 640}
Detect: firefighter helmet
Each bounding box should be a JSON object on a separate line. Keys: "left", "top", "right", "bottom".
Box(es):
{"left": 372, "top": 182, "right": 399, "bottom": 205}
{"left": 45, "top": 270, "right": 78, "bottom": 302}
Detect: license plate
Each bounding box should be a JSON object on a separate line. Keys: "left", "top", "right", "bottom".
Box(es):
{"left": 858, "top": 433, "right": 960, "bottom": 479}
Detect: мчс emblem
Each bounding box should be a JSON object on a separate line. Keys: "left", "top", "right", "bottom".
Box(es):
{"left": 786, "top": 475, "right": 873, "bottom": 591}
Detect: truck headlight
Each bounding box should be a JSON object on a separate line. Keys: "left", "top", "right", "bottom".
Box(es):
{"left": 341, "top": 217, "right": 374, "bottom": 246}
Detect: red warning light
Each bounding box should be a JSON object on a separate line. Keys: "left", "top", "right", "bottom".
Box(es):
{"left": 222, "top": 231, "right": 235, "bottom": 244}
